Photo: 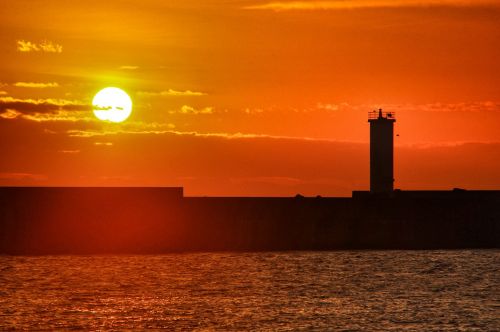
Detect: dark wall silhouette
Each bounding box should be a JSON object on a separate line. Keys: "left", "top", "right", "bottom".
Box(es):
{"left": 0, "top": 187, "right": 499, "bottom": 254}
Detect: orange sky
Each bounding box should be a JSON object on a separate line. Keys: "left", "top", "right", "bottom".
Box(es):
{"left": 0, "top": 0, "right": 499, "bottom": 196}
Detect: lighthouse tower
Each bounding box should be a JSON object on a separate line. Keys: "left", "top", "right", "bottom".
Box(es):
{"left": 369, "top": 109, "right": 396, "bottom": 194}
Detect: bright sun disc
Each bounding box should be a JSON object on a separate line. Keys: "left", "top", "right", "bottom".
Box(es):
{"left": 92, "top": 87, "right": 132, "bottom": 123}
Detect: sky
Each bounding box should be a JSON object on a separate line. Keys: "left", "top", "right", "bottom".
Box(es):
{"left": 0, "top": 0, "right": 499, "bottom": 196}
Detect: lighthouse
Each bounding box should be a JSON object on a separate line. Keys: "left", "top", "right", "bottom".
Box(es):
{"left": 369, "top": 109, "right": 396, "bottom": 194}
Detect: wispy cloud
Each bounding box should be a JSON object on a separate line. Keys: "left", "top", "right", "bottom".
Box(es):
{"left": 58, "top": 150, "right": 80, "bottom": 154}
{"left": 408, "top": 101, "right": 500, "bottom": 112}
{"left": 313, "top": 101, "right": 500, "bottom": 113}
{"left": 0, "top": 96, "right": 89, "bottom": 112}
{"left": 0, "top": 91, "right": 7, "bottom": 95}
{"left": 244, "top": 0, "right": 499, "bottom": 11}
{"left": 13, "top": 82, "right": 59, "bottom": 88}
{"left": 179, "top": 105, "right": 214, "bottom": 114}
{"left": 316, "top": 102, "right": 341, "bottom": 111}
{"left": 0, "top": 109, "right": 21, "bottom": 119}
{"left": 0, "top": 172, "right": 48, "bottom": 181}
{"left": 161, "top": 105, "right": 216, "bottom": 115}
{"left": 21, "top": 111, "right": 94, "bottom": 122}
{"left": 0, "top": 109, "right": 92, "bottom": 122}
{"left": 66, "top": 126, "right": 352, "bottom": 143}
{"left": 138, "top": 89, "right": 207, "bottom": 97}
{"left": 17, "top": 40, "right": 63, "bottom": 53}
{"left": 0, "top": 97, "right": 91, "bottom": 121}
{"left": 119, "top": 65, "right": 139, "bottom": 70}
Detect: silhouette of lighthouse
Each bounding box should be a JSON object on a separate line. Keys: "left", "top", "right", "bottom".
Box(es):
{"left": 369, "top": 109, "right": 396, "bottom": 194}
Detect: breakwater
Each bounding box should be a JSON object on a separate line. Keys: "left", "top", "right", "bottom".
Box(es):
{"left": 0, "top": 187, "right": 498, "bottom": 254}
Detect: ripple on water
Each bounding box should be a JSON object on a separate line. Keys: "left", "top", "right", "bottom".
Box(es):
{"left": 0, "top": 250, "right": 499, "bottom": 331}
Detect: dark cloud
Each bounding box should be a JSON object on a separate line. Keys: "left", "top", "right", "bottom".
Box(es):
{"left": 0, "top": 97, "right": 90, "bottom": 114}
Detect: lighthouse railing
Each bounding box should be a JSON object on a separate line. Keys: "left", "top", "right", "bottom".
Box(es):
{"left": 368, "top": 111, "right": 396, "bottom": 120}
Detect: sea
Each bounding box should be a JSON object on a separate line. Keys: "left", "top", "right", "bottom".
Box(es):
{"left": 0, "top": 250, "right": 498, "bottom": 331}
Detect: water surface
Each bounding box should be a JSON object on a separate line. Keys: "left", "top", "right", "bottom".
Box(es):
{"left": 1, "top": 251, "right": 499, "bottom": 330}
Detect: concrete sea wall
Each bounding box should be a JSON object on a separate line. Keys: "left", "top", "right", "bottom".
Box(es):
{"left": 0, "top": 188, "right": 499, "bottom": 254}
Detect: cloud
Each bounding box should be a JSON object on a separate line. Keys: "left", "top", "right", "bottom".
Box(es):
{"left": 0, "top": 109, "right": 21, "bottom": 119}
{"left": 0, "top": 97, "right": 92, "bottom": 122}
{"left": 244, "top": 108, "right": 265, "bottom": 114}
{"left": 21, "top": 111, "right": 94, "bottom": 122}
{"left": 65, "top": 125, "right": 355, "bottom": 144}
{"left": 65, "top": 128, "right": 284, "bottom": 139}
{"left": 410, "top": 101, "right": 500, "bottom": 112}
{"left": 58, "top": 150, "right": 80, "bottom": 154}
{"left": 119, "top": 65, "right": 139, "bottom": 70}
{"left": 13, "top": 82, "right": 59, "bottom": 88}
{"left": 0, "top": 91, "right": 7, "bottom": 95}
{"left": 138, "top": 89, "right": 207, "bottom": 97}
{"left": 179, "top": 105, "right": 214, "bottom": 114}
{"left": 313, "top": 101, "right": 500, "bottom": 113}
{"left": 0, "top": 96, "right": 89, "bottom": 113}
{"left": 17, "top": 40, "right": 63, "bottom": 53}
{"left": 316, "top": 103, "right": 340, "bottom": 111}
{"left": 0, "top": 172, "right": 48, "bottom": 181}
{"left": 244, "top": 0, "right": 499, "bottom": 10}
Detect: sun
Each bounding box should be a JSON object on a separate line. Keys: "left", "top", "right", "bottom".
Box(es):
{"left": 92, "top": 87, "right": 132, "bottom": 123}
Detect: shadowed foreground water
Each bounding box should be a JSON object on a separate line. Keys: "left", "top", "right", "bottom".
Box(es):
{"left": 0, "top": 251, "right": 499, "bottom": 331}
